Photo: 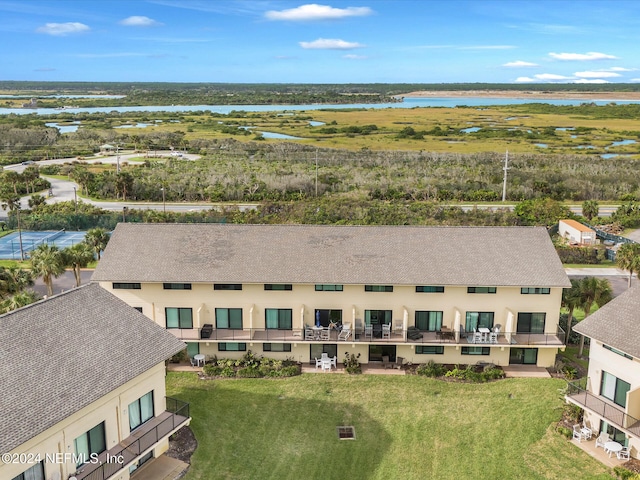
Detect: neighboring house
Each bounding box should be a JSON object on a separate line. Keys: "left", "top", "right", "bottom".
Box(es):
{"left": 558, "top": 219, "right": 596, "bottom": 245}
{"left": 566, "top": 285, "right": 640, "bottom": 459}
{"left": 92, "top": 224, "right": 570, "bottom": 368}
{"left": 0, "top": 284, "right": 190, "bottom": 480}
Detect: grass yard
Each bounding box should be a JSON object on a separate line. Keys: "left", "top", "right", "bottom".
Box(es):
{"left": 167, "top": 373, "right": 611, "bottom": 480}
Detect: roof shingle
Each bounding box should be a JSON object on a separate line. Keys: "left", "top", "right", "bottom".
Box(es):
{"left": 573, "top": 284, "right": 640, "bottom": 358}
{"left": 0, "top": 284, "right": 185, "bottom": 453}
{"left": 92, "top": 224, "right": 570, "bottom": 287}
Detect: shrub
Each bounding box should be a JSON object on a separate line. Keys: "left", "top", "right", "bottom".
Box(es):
{"left": 203, "top": 364, "right": 223, "bottom": 376}
{"left": 556, "top": 425, "right": 572, "bottom": 439}
{"left": 220, "top": 366, "right": 236, "bottom": 377}
{"left": 237, "top": 366, "right": 262, "bottom": 378}
{"left": 613, "top": 466, "right": 640, "bottom": 480}
{"left": 482, "top": 367, "right": 505, "bottom": 380}
{"left": 343, "top": 352, "right": 361, "bottom": 374}
{"left": 416, "top": 360, "right": 446, "bottom": 377}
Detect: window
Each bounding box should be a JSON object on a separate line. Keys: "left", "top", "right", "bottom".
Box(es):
{"left": 12, "top": 462, "right": 44, "bottom": 480}
{"left": 415, "top": 286, "right": 444, "bottom": 293}
{"left": 214, "top": 284, "right": 242, "bottom": 290}
{"left": 516, "top": 313, "right": 546, "bottom": 334}
{"left": 129, "top": 391, "right": 154, "bottom": 431}
{"left": 365, "top": 285, "right": 393, "bottom": 292}
{"left": 74, "top": 422, "right": 106, "bottom": 466}
{"left": 415, "top": 311, "right": 443, "bottom": 331}
{"left": 165, "top": 308, "right": 193, "bottom": 329}
{"left": 603, "top": 345, "right": 633, "bottom": 360}
{"left": 509, "top": 348, "right": 538, "bottom": 365}
{"left": 163, "top": 283, "right": 192, "bottom": 290}
{"left": 265, "top": 309, "right": 292, "bottom": 329}
{"left": 315, "top": 284, "right": 343, "bottom": 291}
{"left": 365, "top": 310, "right": 392, "bottom": 325}
{"left": 263, "top": 343, "right": 292, "bottom": 352}
{"left": 601, "top": 371, "right": 631, "bottom": 407}
{"left": 219, "top": 342, "right": 247, "bottom": 351}
{"left": 264, "top": 284, "right": 292, "bottom": 291}
{"left": 112, "top": 282, "right": 141, "bottom": 290}
{"left": 465, "top": 312, "right": 494, "bottom": 332}
{"left": 467, "top": 286, "right": 496, "bottom": 294}
{"left": 416, "top": 346, "right": 444, "bottom": 354}
{"left": 462, "top": 347, "right": 490, "bottom": 355}
{"left": 216, "top": 308, "right": 243, "bottom": 329}
{"left": 133, "top": 306, "right": 143, "bottom": 313}
{"left": 521, "top": 287, "right": 550, "bottom": 295}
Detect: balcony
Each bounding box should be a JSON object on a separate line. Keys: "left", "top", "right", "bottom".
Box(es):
{"left": 168, "top": 326, "right": 565, "bottom": 347}
{"left": 565, "top": 381, "right": 640, "bottom": 437}
{"left": 71, "top": 397, "right": 190, "bottom": 480}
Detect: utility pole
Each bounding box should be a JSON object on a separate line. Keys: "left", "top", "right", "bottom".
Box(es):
{"left": 161, "top": 187, "right": 166, "bottom": 213}
{"left": 501, "top": 150, "right": 510, "bottom": 202}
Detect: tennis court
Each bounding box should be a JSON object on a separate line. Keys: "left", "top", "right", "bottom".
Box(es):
{"left": 0, "top": 230, "right": 87, "bottom": 260}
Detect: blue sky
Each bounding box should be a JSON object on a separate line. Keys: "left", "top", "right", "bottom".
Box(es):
{"left": 2, "top": 0, "right": 640, "bottom": 84}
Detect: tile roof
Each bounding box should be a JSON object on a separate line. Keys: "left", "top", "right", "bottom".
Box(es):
{"left": 573, "top": 285, "right": 640, "bottom": 358}
{"left": 92, "top": 224, "right": 570, "bottom": 287}
{"left": 0, "top": 284, "right": 186, "bottom": 454}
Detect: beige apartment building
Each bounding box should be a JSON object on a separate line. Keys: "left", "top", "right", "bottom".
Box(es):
{"left": 566, "top": 285, "right": 640, "bottom": 459}
{"left": 0, "top": 284, "right": 190, "bottom": 480}
{"left": 92, "top": 224, "right": 570, "bottom": 368}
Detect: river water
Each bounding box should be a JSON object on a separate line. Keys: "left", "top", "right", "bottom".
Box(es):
{"left": 2, "top": 96, "right": 639, "bottom": 116}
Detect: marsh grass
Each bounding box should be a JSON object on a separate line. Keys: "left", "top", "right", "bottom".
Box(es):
{"left": 167, "top": 373, "right": 610, "bottom": 480}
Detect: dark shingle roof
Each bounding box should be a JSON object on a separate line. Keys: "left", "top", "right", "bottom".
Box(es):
{"left": 92, "top": 224, "right": 570, "bottom": 287}
{"left": 0, "top": 284, "right": 185, "bottom": 453}
{"left": 573, "top": 285, "right": 640, "bottom": 358}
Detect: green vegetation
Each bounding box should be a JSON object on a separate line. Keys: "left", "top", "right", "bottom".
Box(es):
{"left": 166, "top": 372, "right": 611, "bottom": 480}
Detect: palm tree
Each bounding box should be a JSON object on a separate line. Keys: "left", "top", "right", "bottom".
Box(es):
{"left": 577, "top": 277, "right": 613, "bottom": 357}
{"left": 84, "top": 228, "right": 110, "bottom": 260}
{"left": 30, "top": 244, "right": 65, "bottom": 297}
{"left": 63, "top": 243, "right": 94, "bottom": 287}
{"left": 581, "top": 200, "right": 599, "bottom": 222}
{"left": 561, "top": 278, "right": 582, "bottom": 345}
{"left": 616, "top": 242, "right": 640, "bottom": 288}
{"left": 0, "top": 265, "right": 34, "bottom": 298}
{"left": 0, "top": 291, "right": 39, "bottom": 313}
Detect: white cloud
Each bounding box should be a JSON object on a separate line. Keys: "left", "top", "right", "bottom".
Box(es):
{"left": 74, "top": 52, "right": 149, "bottom": 58}
{"left": 299, "top": 38, "right": 364, "bottom": 50}
{"left": 36, "top": 22, "right": 90, "bottom": 36}
{"left": 535, "top": 73, "right": 573, "bottom": 80}
{"left": 265, "top": 4, "right": 373, "bottom": 21}
{"left": 603, "top": 67, "right": 636, "bottom": 72}
{"left": 503, "top": 60, "right": 539, "bottom": 68}
{"left": 630, "top": 78, "right": 640, "bottom": 83}
{"left": 573, "top": 79, "right": 610, "bottom": 84}
{"left": 574, "top": 71, "right": 621, "bottom": 78}
{"left": 515, "top": 77, "right": 537, "bottom": 82}
{"left": 343, "top": 54, "right": 367, "bottom": 59}
{"left": 549, "top": 51, "right": 617, "bottom": 61}
{"left": 119, "top": 16, "right": 163, "bottom": 27}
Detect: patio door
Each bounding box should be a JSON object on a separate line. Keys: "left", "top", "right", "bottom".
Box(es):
{"left": 365, "top": 310, "right": 392, "bottom": 325}
{"left": 509, "top": 348, "right": 538, "bottom": 365}
{"left": 369, "top": 345, "right": 396, "bottom": 362}
{"left": 516, "top": 313, "right": 546, "bottom": 333}
{"left": 314, "top": 309, "right": 342, "bottom": 327}
{"left": 599, "top": 421, "right": 628, "bottom": 445}
{"left": 310, "top": 344, "right": 337, "bottom": 363}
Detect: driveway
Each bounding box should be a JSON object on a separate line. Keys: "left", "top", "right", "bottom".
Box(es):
{"left": 33, "top": 269, "right": 94, "bottom": 297}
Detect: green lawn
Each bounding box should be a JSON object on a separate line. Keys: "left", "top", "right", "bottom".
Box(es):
{"left": 166, "top": 373, "right": 611, "bottom": 480}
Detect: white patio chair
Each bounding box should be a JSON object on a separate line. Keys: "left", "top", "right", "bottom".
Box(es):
{"left": 305, "top": 328, "right": 315, "bottom": 341}
{"left": 315, "top": 357, "right": 323, "bottom": 369}
{"left": 617, "top": 446, "right": 630, "bottom": 460}
{"left": 393, "top": 320, "right": 403, "bottom": 336}
{"left": 321, "top": 352, "right": 329, "bottom": 359}
{"left": 489, "top": 332, "right": 498, "bottom": 344}
{"left": 320, "top": 328, "right": 330, "bottom": 341}
{"left": 330, "top": 356, "right": 337, "bottom": 369}
{"left": 364, "top": 324, "right": 373, "bottom": 340}
{"left": 338, "top": 323, "right": 352, "bottom": 341}
{"left": 572, "top": 424, "right": 584, "bottom": 442}
{"left": 595, "top": 432, "right": 610, "bottom": 449}
{"left": 382, "top": 324, "right": 391, "bottom": 339}
{"left": 474, "top": 332, "right": 483, "bottom": 343}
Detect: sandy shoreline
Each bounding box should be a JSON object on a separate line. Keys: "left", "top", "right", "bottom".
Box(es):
{"left": 399, "top": 90, "right": 640, "bottom": 101}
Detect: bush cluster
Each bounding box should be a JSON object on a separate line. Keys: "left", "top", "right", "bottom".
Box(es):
{"left": 416, "top": 362, "right": 505, "bottom": 382}
{"left": 202, "top": 350, "right": 300, "bottom": 378}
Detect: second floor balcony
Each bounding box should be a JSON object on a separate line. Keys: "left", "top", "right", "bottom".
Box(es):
{"left": 167, "top": 325, "right": 565, "bottom": 347}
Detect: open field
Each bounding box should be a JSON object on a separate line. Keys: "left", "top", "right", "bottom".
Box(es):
{"left": 166, "top": 372, "right": 612, "bottom": 480}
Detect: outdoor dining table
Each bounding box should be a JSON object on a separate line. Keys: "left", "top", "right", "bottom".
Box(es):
{"left": 312, "top": 325, "right": 324, "bottom": 339}
{"left": 478, "top": 327, "right": 491, "bottom": 342}
{"left": 194, "top": 354, "right": 205, "bottom": 367}
{"left": 604, "top": 441, "right": 623, "bottom": 458}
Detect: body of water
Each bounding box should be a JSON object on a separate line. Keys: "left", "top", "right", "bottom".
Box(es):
{"left": 3, "top": 96, "right": 640, "bottom": 116}
{"left": 45, "top": 121, "right": 80, "bottom": 133}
